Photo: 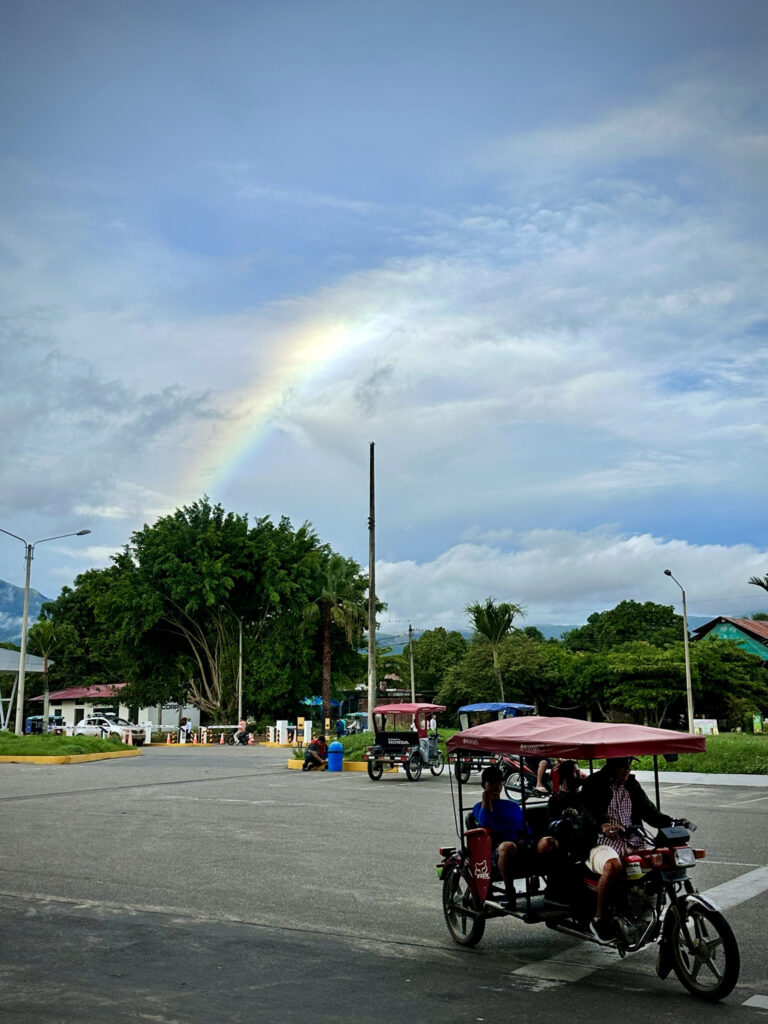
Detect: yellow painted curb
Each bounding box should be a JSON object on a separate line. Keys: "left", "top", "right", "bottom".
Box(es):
{"left": 286, "top": 758, "right": 398, "bottom": 773}
{"left": 0, "top": 749, "right": 142, "bottom": 765}
{"left": 264, "top": 741, "right": 295, "bottom": 748}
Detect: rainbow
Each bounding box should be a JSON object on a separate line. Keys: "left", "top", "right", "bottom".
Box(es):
{"left": 192, "top": 315, "right": 363, "bottom": 493}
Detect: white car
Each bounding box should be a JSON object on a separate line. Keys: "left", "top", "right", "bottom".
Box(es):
{"left": 73, "top": 715, "right": 145, "bottom": 745}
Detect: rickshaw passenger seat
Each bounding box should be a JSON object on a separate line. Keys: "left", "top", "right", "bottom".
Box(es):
{"left": 464, "top": 810, "right": 478, "bottom": 831}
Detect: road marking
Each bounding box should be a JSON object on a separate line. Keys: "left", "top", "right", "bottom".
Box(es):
{"left": 701, "top": 865, "right": 768, "bottom": 911}
{"left": 509, "top": 865, "right": 768, "bottom": 988}
{"left": 713, "top": 794, "right": 768, "bottom": 808}
{"left": 744, "top": 995, "right": 768, "bottom": 1010}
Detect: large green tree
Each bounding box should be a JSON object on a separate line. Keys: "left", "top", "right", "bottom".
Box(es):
{"left": 563, "top": 600, "right": 684, "bottom": 652}
{"left": 466, "top": 596, "right": 525, "bottom": 701}
{"left": 397, "top": 627, "right": 468, "bottom": 695}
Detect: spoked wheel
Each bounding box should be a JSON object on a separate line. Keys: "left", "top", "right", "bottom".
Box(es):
{"left": 454, "top": 760, "right": 471, "bottom": 784}
{"left": 405, "top": 752, "right": 423, "bottom": 781}
{"left": 503, "top": 771, "right": 525, "bottom": 799}
{"left": 442, "top": 865, "right": 486, "bottom": 947}
{"left": 366, "top": 760, "right": 384, "bottom": 780}
{"left": 670, "top": 902, "right": 740, "bottom": 1001}
{"left": 430, "top": 751, "right": 445, "bottom": 776}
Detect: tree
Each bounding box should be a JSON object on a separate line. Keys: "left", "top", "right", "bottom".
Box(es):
{"left": 303, "top": 552, "right": 368, "bottom": 724}
{"left": 562, "top": 600, "right": 683, "bottom": 652}
{"left": 397, "top": 627, "right": 467, "bottom": 695}
{"left": 26, "top": 618, "right": 78, "bottom": 723}
{"left": 748, "top": 574, "right": 768, "bottom": 595}
{"left": 466, "top": 597, "right": 525, "bottom": 701}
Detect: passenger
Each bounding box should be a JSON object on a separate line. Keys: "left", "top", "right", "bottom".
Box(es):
{"left": 302, "top": 734, "right": 329, "bottom": 771}
{"left": 580, "top": 756, "right": 673, "bottom": 941}
{"left": 474, "top": 765, "right": 555, "bottom": 906}
{"left": 544, "top": 759, "right": 587, "bottom": 905}
{"left": 525, "top": 754, "right": 554, "bottom": 796}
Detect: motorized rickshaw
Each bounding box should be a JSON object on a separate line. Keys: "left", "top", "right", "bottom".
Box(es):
{"left": 438, "top": 716, "right": 740, "bottom": 1002}
{"left": 364, "top": 703, "right": 446, "bottom": 781}
{"left": 453, "top": 702, "right": 535, "bottom": 783}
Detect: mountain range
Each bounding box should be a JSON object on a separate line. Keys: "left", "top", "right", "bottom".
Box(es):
{"left": 0, "top": 579, "right": 51, "bottom": 645}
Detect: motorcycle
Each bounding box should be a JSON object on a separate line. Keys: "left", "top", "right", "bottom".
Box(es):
{"left": 500, "top": 754, "right": 582, "bottom": 799}
{"left": 438, "top": 715, "right": 740, "bottom": 1002}
{"left": 226, "top": 731, "right": 250, "bottom": 746}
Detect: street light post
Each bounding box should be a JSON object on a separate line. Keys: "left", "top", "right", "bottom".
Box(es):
{"left": 0, "top": 528, "right": 91, "bottom": 734}
{"left": 664, "top": 569, "right": 694, "bottom": 734}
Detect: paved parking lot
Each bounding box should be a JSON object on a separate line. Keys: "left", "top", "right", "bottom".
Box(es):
{"left": 1, "top": 745, "right": 766, "bottom": 1022}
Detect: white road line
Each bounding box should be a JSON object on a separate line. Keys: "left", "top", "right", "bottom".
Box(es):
{"left": 713, "top": 794, "right": 768, "bottom": 808}
{"left": 743, "top": 995, "right": 768, "bottom": 1010}
{"left": 509, "top": 864, "right": 768, "bottom": 987}
{"left": 701, "top": 866, "right": 768, "bottom": 910}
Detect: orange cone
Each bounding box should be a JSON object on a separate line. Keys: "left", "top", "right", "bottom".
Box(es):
{"left": 166, "top": 733, "right": 171, "bottom": 745}
{"left": 192, "top": 732, "right": 198, "bottom": 745}
{"left": 126, "top": 729, "right": 133, "bottom": 746}
{"left": 219, "top": 733, "right": 225, "bottom": 744}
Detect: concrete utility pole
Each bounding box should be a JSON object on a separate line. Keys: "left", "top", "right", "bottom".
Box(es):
{"left": 367, "top": 442, "right": 377, "bottom": 729}
{"left": 237, "top": 617, "right": 243, "bottom": 722}
{"left": 409, "top": 623, "right": 415, "bottom": 702}
{"left": 0, "top": 527, "right": 90, "bottom": 734}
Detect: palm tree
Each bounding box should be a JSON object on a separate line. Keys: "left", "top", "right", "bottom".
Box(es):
{"left": 304, "top": 554, "right": 368, "bottom": 725}
{"left": 27, "top": 618, "right": 76, "bottom": 725}
{"left": 466, "top": 596, "right": 525, "bottom": 701}
{"left": 748, "top": 574, "right": 768, "bottom": 593}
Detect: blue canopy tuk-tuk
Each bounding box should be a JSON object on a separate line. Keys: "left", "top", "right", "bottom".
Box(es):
{"left": 454, "top": 702, "right": 535, "bottom": 782}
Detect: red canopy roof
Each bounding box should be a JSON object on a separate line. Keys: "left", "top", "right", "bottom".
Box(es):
{"left": 446, "top": 715, "right": 705, "bottom": 759}
{"left": 31, "top": 683, "right": 126, "bottom": 702}
{"left": 373, "top": 703, "right": 446, "bottom": 715}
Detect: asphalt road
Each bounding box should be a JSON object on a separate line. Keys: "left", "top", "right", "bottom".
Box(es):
{"left": 1, "top": 746, "right": 766, "bottom": 1023}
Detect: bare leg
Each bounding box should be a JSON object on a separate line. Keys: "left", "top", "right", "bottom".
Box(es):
{"left": 595, "top": 858, "right": 623, "bottom": 920}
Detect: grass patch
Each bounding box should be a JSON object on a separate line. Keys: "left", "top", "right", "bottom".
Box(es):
{"left": 0, "top": 732, "right": 130, "bottom": 757}
{"left": 630, "top": 732, "right": 768, "bottom": 775}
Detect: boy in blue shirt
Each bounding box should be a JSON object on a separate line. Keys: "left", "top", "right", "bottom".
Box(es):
{"left": 474, "top": 764, "right": 554, "bottom": 904}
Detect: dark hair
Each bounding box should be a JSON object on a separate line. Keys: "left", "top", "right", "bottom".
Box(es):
{"left": 558, "top": 759, "right": 581, "bottom": 789}
{"left": 481, "top": 765, "right": 504, "bottom": 786}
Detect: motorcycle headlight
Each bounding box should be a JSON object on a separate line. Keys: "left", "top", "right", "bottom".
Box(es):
{"left": 674, "top": 848, "right": 696, "bottom": 868}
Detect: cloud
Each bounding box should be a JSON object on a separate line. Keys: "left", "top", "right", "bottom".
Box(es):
{"left": 375, "top": 528, "right": 768, "bottom": 629}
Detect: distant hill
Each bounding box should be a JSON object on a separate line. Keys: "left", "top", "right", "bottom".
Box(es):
{"left": 0, "top": 579, "right": 50, "bottom": 644}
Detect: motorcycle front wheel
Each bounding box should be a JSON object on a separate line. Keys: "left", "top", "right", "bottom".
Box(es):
{"left": 366, "top": 760, "right": 384, "bottom": 780}
{"left": 430, "top": 751, "right": 445, "bottom": 776}
{"left": 503, "top": 771, "right": 525, "bottom": 799}
{"left": 670, "top": 902, "right": 740, "bottom": 1001}
{"left": 442, "top": 865, "right": 486, "bottom": 947}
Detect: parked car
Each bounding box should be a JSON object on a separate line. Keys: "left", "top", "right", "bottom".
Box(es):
{"left": 73, "top": 715, "right": 145, "bottom": 745}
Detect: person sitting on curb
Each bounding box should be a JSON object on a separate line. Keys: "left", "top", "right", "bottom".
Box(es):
{"left": 302, "top": 734, "right": 329, "bottom": 771}
{"left": 473, "top": 765, "right": 555, "bottom": 906}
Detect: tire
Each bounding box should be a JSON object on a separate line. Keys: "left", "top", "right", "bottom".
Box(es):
{"left": 225, "top": 734, "right": 235, "bottom": 746}
{"left": 405, "top": 752, "right": 422, "bottom": 781}
{"left": 454, "top": 760, "right": 471, "bottom": 784}
{"left": 430, "top": 751, "right": 446, "bottom": 776}
{"left": 442, "top": 865, "right": 486, "bottom": 947}
{"left": 503, "top": 771, "right": 524, "bottom": 799}
{"left": 367, "top": 760, "right": 384, "bottom": 780}
{"left": 670, "top": 901, "right": 740, "bottom": 1001}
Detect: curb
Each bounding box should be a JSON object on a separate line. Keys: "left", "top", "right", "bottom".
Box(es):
{"left": 634, "top": 769, "right": 768, "bottom": 788}
{"left": 286, "top": 759, "right": 398, "bottom": 773}
{"left": 0, "top": 749, "right": 142, "bottom": 765}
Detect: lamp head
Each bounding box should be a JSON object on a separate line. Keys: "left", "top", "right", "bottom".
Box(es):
{"left": 77, "top": 530, "right": 91, "bottom": 536}
{"left": 664, "top": 569, "right": 672, "bottom": 576}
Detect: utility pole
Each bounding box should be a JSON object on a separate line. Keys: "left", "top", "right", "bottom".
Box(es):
{"left": 237, "top": 617, "right": 243, "bottom": 723}
{"left": 409, "top": 624, "right": 415, "bottom": 702}
{"left": 367, "top": 442, "right": 376, "bottom": 729}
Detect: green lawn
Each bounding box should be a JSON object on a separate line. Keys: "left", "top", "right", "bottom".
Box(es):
{"left": 0, "top": 732, "right": 130, "bottom": 756}
{"left": 332, "top": 729, "right": 768, "bottom": 775}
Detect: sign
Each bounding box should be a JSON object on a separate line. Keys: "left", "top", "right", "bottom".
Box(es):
{"left": 693, "top": 718, "right": 719, "bottom": 736}
{"left": 753, "top": 714, "right": 763, "bottom": 734}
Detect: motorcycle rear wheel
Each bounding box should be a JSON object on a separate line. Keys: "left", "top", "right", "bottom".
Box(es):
{"left": 455, "top": 760, "right": 471, "bottom": 783}
{"left": 670, "top": 902, "right": 740, "bottom": 1001}
{"left": 442, "top": 865, "right": 486, "bottom": 947}
{"left": 366, "top": 760, "right": 384, "bottom": 780}
{"left": 405, "top": 753, "right": 422, "bottom": 781}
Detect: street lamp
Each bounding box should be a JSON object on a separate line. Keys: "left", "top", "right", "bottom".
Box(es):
{"left": 664, "top": 569, "right": 694, "bottom": 734}
{"left": 0, "top": 527, "right": 91, "bottom": 734}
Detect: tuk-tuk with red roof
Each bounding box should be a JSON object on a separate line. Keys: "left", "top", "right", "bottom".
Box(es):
{"left": 364, "top": 703, "right": 446, "bottom": 781}
{"left": 438, "top": 716, "right": 740, "bottom": 1002}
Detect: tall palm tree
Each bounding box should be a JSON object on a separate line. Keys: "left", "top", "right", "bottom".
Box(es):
{"left": 304, "top": 553, "right": 368, "bottom": 725}
{"left": 748, "top": 574, "right": 768, "bottom": 593}
{"left": 466, "top": 596, "right": 525, "bottom": 702}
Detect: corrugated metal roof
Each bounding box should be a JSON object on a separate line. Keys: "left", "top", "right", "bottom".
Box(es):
{"left": 30, "top": 682, "right": 127, "bottom": 702}
{"left": 0, "top": 649, "right": 47, "bottom": 673}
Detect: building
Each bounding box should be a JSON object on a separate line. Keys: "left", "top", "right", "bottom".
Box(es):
{"left": 691, "top": 617, "right": 768, "bottom": 663}
{"left": 30, "top": 682, "right": 200, "bottom": 731}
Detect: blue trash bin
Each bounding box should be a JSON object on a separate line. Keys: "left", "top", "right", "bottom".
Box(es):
{"left": 327, "top": 741, "right": 344, "bottom": 772}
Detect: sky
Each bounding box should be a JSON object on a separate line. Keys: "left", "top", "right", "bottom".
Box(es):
{"left": 1, "top": 0, "right": 767, "bottom": 633}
